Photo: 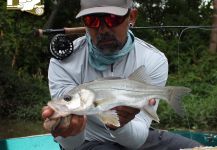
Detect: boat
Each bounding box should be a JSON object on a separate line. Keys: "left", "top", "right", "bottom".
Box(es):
{"left": 0, "top": 131, "right": 217, "bottom": 150}
{"left": 0, "top": 134, "right": 60, "bottom": 150}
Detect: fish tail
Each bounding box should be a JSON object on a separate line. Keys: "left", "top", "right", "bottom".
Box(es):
{"left": 166, "top": 86, "right": 191, "bottom": 117}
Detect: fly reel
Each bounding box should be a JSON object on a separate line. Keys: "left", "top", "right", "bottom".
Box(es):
{"left": 49, "top": 34, "right": 73, "bottom": 60}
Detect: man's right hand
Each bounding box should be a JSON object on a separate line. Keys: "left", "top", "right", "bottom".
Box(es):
{"left": 42, "top": 106, "right": 87, "bottom": 138}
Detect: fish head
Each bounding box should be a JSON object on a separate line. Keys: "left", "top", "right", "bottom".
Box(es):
{"left": 48, "top": 88, "right": 95, "bottom": 118}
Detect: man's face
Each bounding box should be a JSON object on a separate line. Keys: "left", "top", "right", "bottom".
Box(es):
{"left": 85, "top": 12, "right": 132, "bottom": 54}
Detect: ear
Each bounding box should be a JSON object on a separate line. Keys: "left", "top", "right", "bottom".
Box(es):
{"left": 129, "top": 8, "right": 138, "bottom": 27}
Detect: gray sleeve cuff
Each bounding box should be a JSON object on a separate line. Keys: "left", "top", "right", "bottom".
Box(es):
{"left": 54, "top": 131, "right": 85, "bottom": 150}
{"left": 108, "top": 114, "right": 150, "bottom": 149}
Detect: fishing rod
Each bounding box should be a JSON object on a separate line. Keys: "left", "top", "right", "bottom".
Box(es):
{"left": 34, "top": 25, "right": 217, "bottom": 37}
{"left": 132, "top": 25, "right": 217, "bottom": 29}
{"left": 35, "top": 25, "right": 215, "bottom": 60}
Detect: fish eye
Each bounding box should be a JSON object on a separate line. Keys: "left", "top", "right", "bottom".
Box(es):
{"left": 93, "top": 101, "right": 98, "bottom": 107}
{"left": 63, "top": 95, "right": 72, "bottom": 101}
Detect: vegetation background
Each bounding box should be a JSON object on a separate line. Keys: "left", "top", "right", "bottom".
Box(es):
{"left": 0, "top": 0, "right": 216, "bottom": 137}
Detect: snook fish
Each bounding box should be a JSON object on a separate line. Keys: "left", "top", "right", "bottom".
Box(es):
{"left": 45, "top": 65, "right": 191, "bottom": 131}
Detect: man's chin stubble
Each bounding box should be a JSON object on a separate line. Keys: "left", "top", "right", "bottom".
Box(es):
{"left": 96, "top": 42, "right": 123, "bottom": 54}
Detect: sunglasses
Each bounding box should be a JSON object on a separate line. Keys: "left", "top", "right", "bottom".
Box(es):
{"left": 82, "top": 10, "right": 130, "bottom": 29}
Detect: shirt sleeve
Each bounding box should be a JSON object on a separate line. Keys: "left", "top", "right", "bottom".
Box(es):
{"left": 109, "top": 111, "right": 151, "bottom": 149}
{"left": 55, "top": 131, "right": 85, "bottom": 150}
{"left": 48, "top": 58, "right": 78, "bottom": 99}
{"left": 109, "top": 55, "right": 168, "bottom": 149}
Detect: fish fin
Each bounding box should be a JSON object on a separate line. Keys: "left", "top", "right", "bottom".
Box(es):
{"left": 128, "top": 65, "right": 152, "bottom": 84}
{"left": 166, "top": 86, "right": 191, "bottom": 117}
{"left": 143, "top": 106, "right": 160, "bottom": 123}
{"left": 97, "top": 110, "right": 120, "bottom": 127}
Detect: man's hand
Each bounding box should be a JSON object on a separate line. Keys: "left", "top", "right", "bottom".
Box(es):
{"left": 107, "top": 106, "right": 140, "bottom": 130}
{"left": 42, "top": 106, "right": 87, "bottom": 138}
{"left": 107, "top": 99, "right": 156, "bottom": 130}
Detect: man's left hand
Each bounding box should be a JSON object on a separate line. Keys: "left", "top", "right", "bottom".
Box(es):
{"left": 107, "top": 106, "right": 140, "bottom": 130}
{"left": 106, "top": 99, "right": 156, "bottom": 130}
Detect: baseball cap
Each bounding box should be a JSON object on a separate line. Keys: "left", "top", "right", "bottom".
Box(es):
{"left": 76, "top": 0, "right": 133, "bottom": 18}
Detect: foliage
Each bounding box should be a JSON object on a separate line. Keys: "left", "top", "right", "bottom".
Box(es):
{"left": 0, "top": 55, "right": 50, "bottom": 120}
{"left": 46, "top": 0, "right": 81, "bottom": 28}
{"left": 134, "top": 0, "right": 213, "bottom": 72}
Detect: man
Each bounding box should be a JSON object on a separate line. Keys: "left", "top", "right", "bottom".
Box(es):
{"left": 42, "top": 0, "right": 201, "bottom": 149}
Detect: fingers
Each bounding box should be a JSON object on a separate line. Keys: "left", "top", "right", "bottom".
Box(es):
{"left": 106, "top": 124, "right": 118, "bottom": 130}
{"left": 42, "top": 106, "right": 54, "bottom": 119}
{"left": 148, "top": 98, "right": 156, "bottom": 106}
{"left": 51, "top": 115, "right": 87, "bottom": 138}
{"left": 118, "top": 114, "right": 135, "bottom": 127}
{"left": 70, "top": 115, "right": 87, "bottom": 135}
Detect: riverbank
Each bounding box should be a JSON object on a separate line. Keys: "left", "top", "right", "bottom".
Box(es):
{"left": 0, "top": 119, "right": 47, "bottom": 139}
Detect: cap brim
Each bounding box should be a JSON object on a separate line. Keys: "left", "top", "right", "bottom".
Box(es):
{"left": 76, "top": 6, "right": 128, "bottom": 18}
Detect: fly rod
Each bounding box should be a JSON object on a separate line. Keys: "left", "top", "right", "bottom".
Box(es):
{"left": 34, "top": 27, "right": 86, "bottom": 37}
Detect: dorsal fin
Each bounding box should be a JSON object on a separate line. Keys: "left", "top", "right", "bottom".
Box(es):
{"left": 128, "top": 65, "right": 152, "bottom": 84}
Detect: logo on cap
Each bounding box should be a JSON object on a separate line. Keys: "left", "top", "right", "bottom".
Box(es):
{"left": 7, "top": 0, "right": 44, "bottom": 16}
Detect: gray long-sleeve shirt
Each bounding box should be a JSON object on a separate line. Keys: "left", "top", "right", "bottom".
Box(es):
{"left": 48, "top": 35, "right": 168, "bottom": 150}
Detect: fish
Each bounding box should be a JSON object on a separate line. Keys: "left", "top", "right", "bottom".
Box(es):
{"left": 45, "top": 65, "right": 191, "bottom": 131}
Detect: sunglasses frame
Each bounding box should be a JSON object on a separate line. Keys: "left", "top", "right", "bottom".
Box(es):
{"left": 82, "top": 9, "right": 130, "bottom": 29}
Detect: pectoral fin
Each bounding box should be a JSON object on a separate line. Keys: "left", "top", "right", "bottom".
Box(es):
{"left": 97, "top": 110, "right": 120, "bottom": 127}
{"left": 143, "top": 106, "right": 160, "bottom": 123}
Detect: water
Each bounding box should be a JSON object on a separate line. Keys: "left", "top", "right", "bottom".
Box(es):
{"left": 0, "top": 119, "right": 47, "bottom": 139}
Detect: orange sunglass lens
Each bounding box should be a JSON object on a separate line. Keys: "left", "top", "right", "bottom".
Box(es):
{"left": 83, "top": 16, "right": 100, "bottom": 28}
{"left": 105, "top": 15, "right": 125, "bottom": 28}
